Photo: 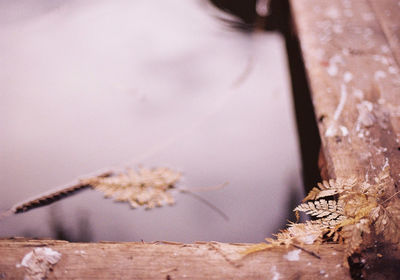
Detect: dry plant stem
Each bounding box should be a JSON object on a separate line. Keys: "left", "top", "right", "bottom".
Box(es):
{"left": 178, "top": 182, "right": 228, "bottom": 193}
{"left": 0, "top": 172, "right": 113, "bottom": 218}
{"left": 183, "top": 191, "right": 230, "bottom": 221}
{"left": 1, "top": 169, "right": 228, "bottom": 221}
{"left": 291, "top": 243, "right": 321, "bottom": 259}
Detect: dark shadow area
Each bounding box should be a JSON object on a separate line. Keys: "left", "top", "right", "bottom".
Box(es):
{"left": 209, "top": 0, "right": 322, "bottom": 193}
{"left": 48, "top": 205, "right": 93, "bottom": 242}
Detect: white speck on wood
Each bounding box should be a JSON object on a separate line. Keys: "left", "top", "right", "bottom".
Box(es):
{"left": 353, "top": 88, "right": 364, "bottom": 100}
{"left": 382, "top": 158, "right": 389, "bottom": 170}
{"left": 339, "top": 126, "right": 349, "bottom": 136}
{"left": 327, "top": 64, "right": 338, "bottom": 76}
{"left": 343, "top": 71, "right": 353, "bottom": 83}
{"left": 327, "top": 55, "right": 343, "bottom": 76}
{"left": 374, "top": 70, "right": 387, "bottom": 80}
{"left": 325, "top": 7, "right": 340, "bottom": 19}
{"left": 381, "top": 45, "right": 390, "bottom": 53}
{"left": 362, "top": 13, "right": 375, "bottom": 21}
{"left": 332, "top": 24, "right": 343, "bottom": 34}
{"left": 388, "top": 66, "right": 398, "bottom": 74}
{"left": 283, "top": 249, "right": 301, "bottom": 261}
{"left": 18, "top": 247, "right": 62, "bottom": 280}
{"left": 334, "top": 84, "right": 348, "bottom": 121}
{"left": 356, "top": 100, "right": 375, "bottom": 128}
{"left": 271, "top": 265, "right": 281, "bottom": 280}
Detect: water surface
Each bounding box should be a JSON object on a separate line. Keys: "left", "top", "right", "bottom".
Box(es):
{"left": 0, "top": 0, "right": 303, "bottom": 243}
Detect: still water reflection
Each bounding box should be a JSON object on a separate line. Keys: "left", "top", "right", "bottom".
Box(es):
{"left": 0, "top": 0, "right": 302, "bottom": 243}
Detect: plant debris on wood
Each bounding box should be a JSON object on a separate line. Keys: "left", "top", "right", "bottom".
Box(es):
{"left": 244, "top": 167, "right": 400, "bottom": 260}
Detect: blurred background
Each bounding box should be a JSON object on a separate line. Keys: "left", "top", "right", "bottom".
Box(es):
{"left": 0, "top": 0, "right": 317, "bottom": 243}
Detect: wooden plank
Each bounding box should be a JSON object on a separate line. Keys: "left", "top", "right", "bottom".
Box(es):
{"left": 290, "top": 0, "right": 400, "bottom": 193}
{"left": 289, "top": 0, "right": 400, "bottom": 278}
{"left": 0, "top": 238, "right": 350, "bottom": 279}
{"left": 369, "top": 0, "right": 400, "bottom": 66}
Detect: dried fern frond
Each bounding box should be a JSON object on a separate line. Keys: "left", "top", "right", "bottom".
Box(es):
{"left": 303, "top": 178, "right": 357, "bottom": 202}
{"left": 374, "top": 200, "right": 400, "bottom": 244}
{"left": 295, "top": 199, "right": 345, "bottom": 227}
{"left": 241, "top": 221, "right": 325, "bottom": 256}
{"left": 341, "top": 218, "right": 371, "bottom": 256}
{"left": 82, "top": 167, "right": 181, "bottom": 209}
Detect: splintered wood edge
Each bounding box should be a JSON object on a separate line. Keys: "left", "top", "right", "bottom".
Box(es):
{"left": 0, "top": 239, "right": 350, "bottom": 279}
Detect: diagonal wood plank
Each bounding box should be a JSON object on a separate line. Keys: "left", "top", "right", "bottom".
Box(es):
{"left": 290, "top": 0, "right": 400, "bottom": 191}
{"left": 290, "top": 0, "right": 400, "bottom": 278}
{"left": 368, "top": 0, "right": 400, "bottom": 67}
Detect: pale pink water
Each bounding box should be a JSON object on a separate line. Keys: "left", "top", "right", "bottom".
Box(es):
{"left": 0, "top": 0, "right": 303, "bottom": 243}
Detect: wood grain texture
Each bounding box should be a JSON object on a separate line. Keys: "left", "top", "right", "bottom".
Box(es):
{"left": 290, "top": 0, "right": 400, "bottom": 278}
{"left": 369, "top": 0, "right": 400, "bottom": 66}
{"left": 0, "top": 238, "right": 350, "bottom": 279}
{"left": 290, "top": 0, "right": 400, "bottom": 194}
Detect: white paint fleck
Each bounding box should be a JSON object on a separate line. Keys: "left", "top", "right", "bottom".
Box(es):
{"left": 340, "top": 126, "right": 349, "bottom": 136}
{"left": 343, "top": 71, "right": 353, "bottom": 83}
{"left": 357, "top": 101, "right": 375, "bottom": 128}
{"left": 325, "top": 274, "right": 329, "bottom": 278}
{"left": 336, "top": 264, "right": 341, "bottom": 268}
{"left": 332, "top": 251, "right": 337, "bottom": 255}
{"left": 388, "top": 66, "right": 398, "bottom": 74}
{"left": 320, "top": 269, "right": 326, "bottom": 274}
{"left": 302, "top": 234, "right": 318, "bottom": 245}
{"left": 325, "top": 125, "right": 337, "bottom": 137}
{"left": 74, "top": 250, "right": 87, "bottom": 256}
{"left": 334, "top": 84, "right": 348, "bottom": 120}
{"left": 327, "top": 55, "right": 344, "bottom": 76}
{"left": 332, "top": 24, "right": 343, "bottom": 34}
{"left": 307, "top": 262, "right": 312, "bottom": 266}
{"left": 284, "top": 249, "right": 301, "bottom": 261}
{"left": 381, "top": 45, "right": 390, "bottom": 53}
{"left": 325, "top": 85, "right": 348, "bottom": 138}
{"left": 325, "top": 7, "right": 340, "bottom": 18}
{"left": 18, "top": 247, "right": 62, "bottom": 280}
{"left": 271, "top": 265, "right": 281, "bottom": 280}
{"left": 353, "top": 88, "right": 364, "bottom": 99}
{"left": 327, "top": 64, "right": 338, "bottom": 76}
{"left": 374, "top": 70, "right": 386, "bottom": 80}
{"left": 382, "top": 158, "right": 389, "bottom": 170}
{"left": 362, "top": 13, "right": 375, "bottom": 21}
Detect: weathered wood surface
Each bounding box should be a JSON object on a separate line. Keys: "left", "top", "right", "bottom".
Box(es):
{"left": 290, "top": 0, "right": 400, "bottom": 278}
{"left": 0, "top": 238, "right": 350, "bottom": 279}
{"left": 290, "top": 0, "right": 400, "bottom": 185}
{"left": 369, "top": 0, "right": 400, "bottom": 66}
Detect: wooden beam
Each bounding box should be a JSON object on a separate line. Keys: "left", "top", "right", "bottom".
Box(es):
{"left": 0, "top": 238, "right": 350, "bottom": 279}
{"left": 290, "top": 0, "right": 400, "bottom": 278}
{"left": 290, "top": 0, "right": 400, "bottom": 185}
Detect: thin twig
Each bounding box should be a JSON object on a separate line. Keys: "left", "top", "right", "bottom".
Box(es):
{"left": 292, "top": 243, "right": 321, "bottom": 259}
{"left": 382, "top": 190, "right": 400, "bottom": 204}
{"left": 179, "top": 182, "right": 228, "bottom": 193}
{"left": 183, "top": 192, "right": 229, "bottom": 221}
